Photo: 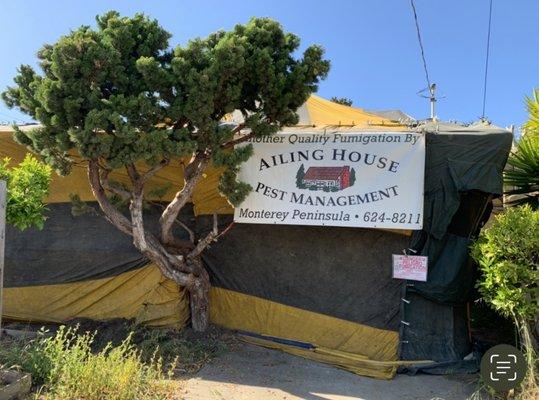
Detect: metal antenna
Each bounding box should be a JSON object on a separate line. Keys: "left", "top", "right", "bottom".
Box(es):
{"left": 428, "top": 84, "right": 437, "bottom": 121}
{"left": 418, "top": 84, "right": 445, "bottom": 121}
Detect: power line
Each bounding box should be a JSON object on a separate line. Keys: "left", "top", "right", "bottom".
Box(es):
{"left": 410, "top": 0, "right": 431, "bottom": 90}
{"left": 481, "top": 0, "right": 493, "bottom": 120}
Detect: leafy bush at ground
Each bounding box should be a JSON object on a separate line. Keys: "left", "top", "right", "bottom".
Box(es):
{"left": 471, "top": 205, "right": 538, "bottom": 397}
{"left": 0, "top": 326, "right": 179, "bottom": 399}
{"left": 471, "top": 205, "right": 538, "bottom": 324}
{"left": 0, "top": 154, "right": 52, "bottom": 230}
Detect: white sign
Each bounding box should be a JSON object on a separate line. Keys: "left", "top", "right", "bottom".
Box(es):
{"left": 234, "top": 132, "right": 425, "bottom": 229}
{"left": 392, "top": 254, "right": 428, "bottom": 281}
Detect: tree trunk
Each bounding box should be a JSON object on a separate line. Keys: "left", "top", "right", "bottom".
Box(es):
{"left": 88, "top": 161, "right": 213, "bottom": 332}
{"left": 519, "top": 318, "right": 537, "bottom": 386}
{"left": 187, "top": 264, "right": 211, "bottom": 332}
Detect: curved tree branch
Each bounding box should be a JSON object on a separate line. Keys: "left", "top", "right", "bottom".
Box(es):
{"left": 160, "top": 154, "right": 209, "bottom": 246}
{"left": 189, "top": 213, "right": 218, "bottom": 258}
{"left": 100, "top": 169, "right": 131, "bottom": 201}
{"left": 220, "top": 123, "right": 251, "bottom": 149}
{"left": 90, "top": 159, "right": 196, "bottom": 283}
{"left": 141, "top": 159, "right": 169, "bottom": 185}
{"left": 88, "top": 160, "right": 133, "bottom": 236}
{"left": 130, "top": 188, "right": 194, "bottom": 286}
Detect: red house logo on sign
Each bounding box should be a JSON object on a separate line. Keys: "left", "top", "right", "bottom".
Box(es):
{"left": 392, "top": 254, "right": 428, "bottom": 282}
{"left": 297, "top": 165, "right": 356, "bottom": 192}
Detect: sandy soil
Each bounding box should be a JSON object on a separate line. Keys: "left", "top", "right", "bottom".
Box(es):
{"left": 182, "top": 343, "right": 477, "bottom": 400}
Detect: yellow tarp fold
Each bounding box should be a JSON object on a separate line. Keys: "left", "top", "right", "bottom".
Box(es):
{"left": 302, "top": 95, "right": 404, "bottom": 129}
{"left": 3, "top": 264, "right": 189, "bottom": 328}
{"left": 209, "top": 287, "right": 400, "bottom": 379}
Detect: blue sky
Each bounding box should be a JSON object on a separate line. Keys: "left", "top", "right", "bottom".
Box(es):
{"left": 1, "top": 0, "right": 537, "bottom": 130}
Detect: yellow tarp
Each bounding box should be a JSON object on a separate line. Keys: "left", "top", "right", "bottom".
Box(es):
{"left": 3, "top": 264, "right": 189, "bottom": 328}
{"left": 299, "top": 95, "right": 404, "bottom": 129}
{"left": 209, "top": 287, "right": 400, "bottom": 379}
{"left": 0, "top": 126, "right": 233, "bottom": 214}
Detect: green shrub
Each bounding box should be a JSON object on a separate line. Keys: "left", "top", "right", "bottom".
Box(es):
{"left": 504, "top": 90, "right": 539, "bottom": 209}
{"left": 471, "top": 205, "right": 538, "bottom": 323}
{"left": 1, "top": 327, "right": 177, "bottom": 400}
{"left": 471, "top": 205, "right": 538, "bottom": 390}
{"left": 0, "top": 154, "right": 52, "bottom": 230}
{"left": 504, "top": 133, "right": 539, "bottom": 209}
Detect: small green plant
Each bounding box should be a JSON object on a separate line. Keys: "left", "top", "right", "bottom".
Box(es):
{"left": 1, "top": 326, "right": 177, "bottom": 399}
{"left": 504, "top": 90, "right": 539, "bottom": 209}
{"left": 471, "top": 205, "right": 538, "bottom": 393}
{"left": 0, "top": 154, "right": 52, "bottom": 230}
{"left": 504, "top": 134, "right": 539, "bottom": 209}
{"left": 136, "top": 328, "right": 227, "bottom": 373}
{"left": 330, "top": 96, "right": 353, "bottom": 106}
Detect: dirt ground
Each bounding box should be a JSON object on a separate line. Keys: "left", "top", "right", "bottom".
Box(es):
{"left": 181, "top": 343, "right": 477, "bottom": 400}
{"left": 1, "top": 322, "right": 479, "bottom": 399}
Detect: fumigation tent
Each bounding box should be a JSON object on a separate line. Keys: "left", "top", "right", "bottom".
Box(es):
{"left": 1, "top": 95, "right": 512, "bottom": 379}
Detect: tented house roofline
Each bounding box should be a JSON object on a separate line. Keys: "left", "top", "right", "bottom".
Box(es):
{"left": 0, "top": 94, "right": 512, "bottom": 135}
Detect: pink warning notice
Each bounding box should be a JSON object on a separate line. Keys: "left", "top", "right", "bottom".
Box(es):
{"left": 392, "top": 254, "right": 428, "bottom": 282}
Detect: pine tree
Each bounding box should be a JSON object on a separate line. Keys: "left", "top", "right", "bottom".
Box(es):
{"left": 296, "top": 164, "right": 306, "bottom": 188}
{"left": 330, "top": 97, "right": 353, "bottom": 106}
{"left": 350, "top": 167, "right": 356, "bottom": 186}
{"left": 2, "top": 12, "right": 330, "bottom": 330}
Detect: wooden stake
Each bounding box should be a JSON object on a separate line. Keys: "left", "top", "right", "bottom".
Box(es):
{"left": 0, "top": 181, "right": 6, "bottom": 338}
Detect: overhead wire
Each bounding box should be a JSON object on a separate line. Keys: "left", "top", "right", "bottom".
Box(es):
{"left": 481, "top": 0, "right": 493, "bottom": 120}
{"left": 410, "top": 0, "right": 432, "bottom": 91}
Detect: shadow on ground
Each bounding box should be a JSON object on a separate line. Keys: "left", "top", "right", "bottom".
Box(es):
{"left": 183, "top": 343, "right": 478, "bottom": 400}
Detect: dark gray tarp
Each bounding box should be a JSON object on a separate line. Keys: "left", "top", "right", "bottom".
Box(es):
{"left": 202, "top": 219, "right": 409, "bottom": 331}
{"left": 400, "top": 124, "right": 512, "bottom": 366}
{"left": 4, "top": 203, "right": 192, "bottom": 288}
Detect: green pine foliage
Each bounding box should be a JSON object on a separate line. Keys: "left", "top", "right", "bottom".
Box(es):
{"left": 330, "top": 96, "right": 353, "bottom": 106}
{"left": 296, "top": 163, "right": 306, "bottom": 188}
{"left": 2, "top": 11, "right": 330, "bottom": 206}
{"left": 0, "top": 154, "right": 52, "bottom": 230}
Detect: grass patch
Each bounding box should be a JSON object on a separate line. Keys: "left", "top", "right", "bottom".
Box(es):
{"left": 59, "top": 319, "right": 233, "bottom": 374}
{"left": 1, "top": 326, "right": 179, "bottom": 399}
{"left": 0, "top": 321, "right": 233, "bottom": 399}
{"left": 135, "top": 327, "right": 229, "bottom": 374}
